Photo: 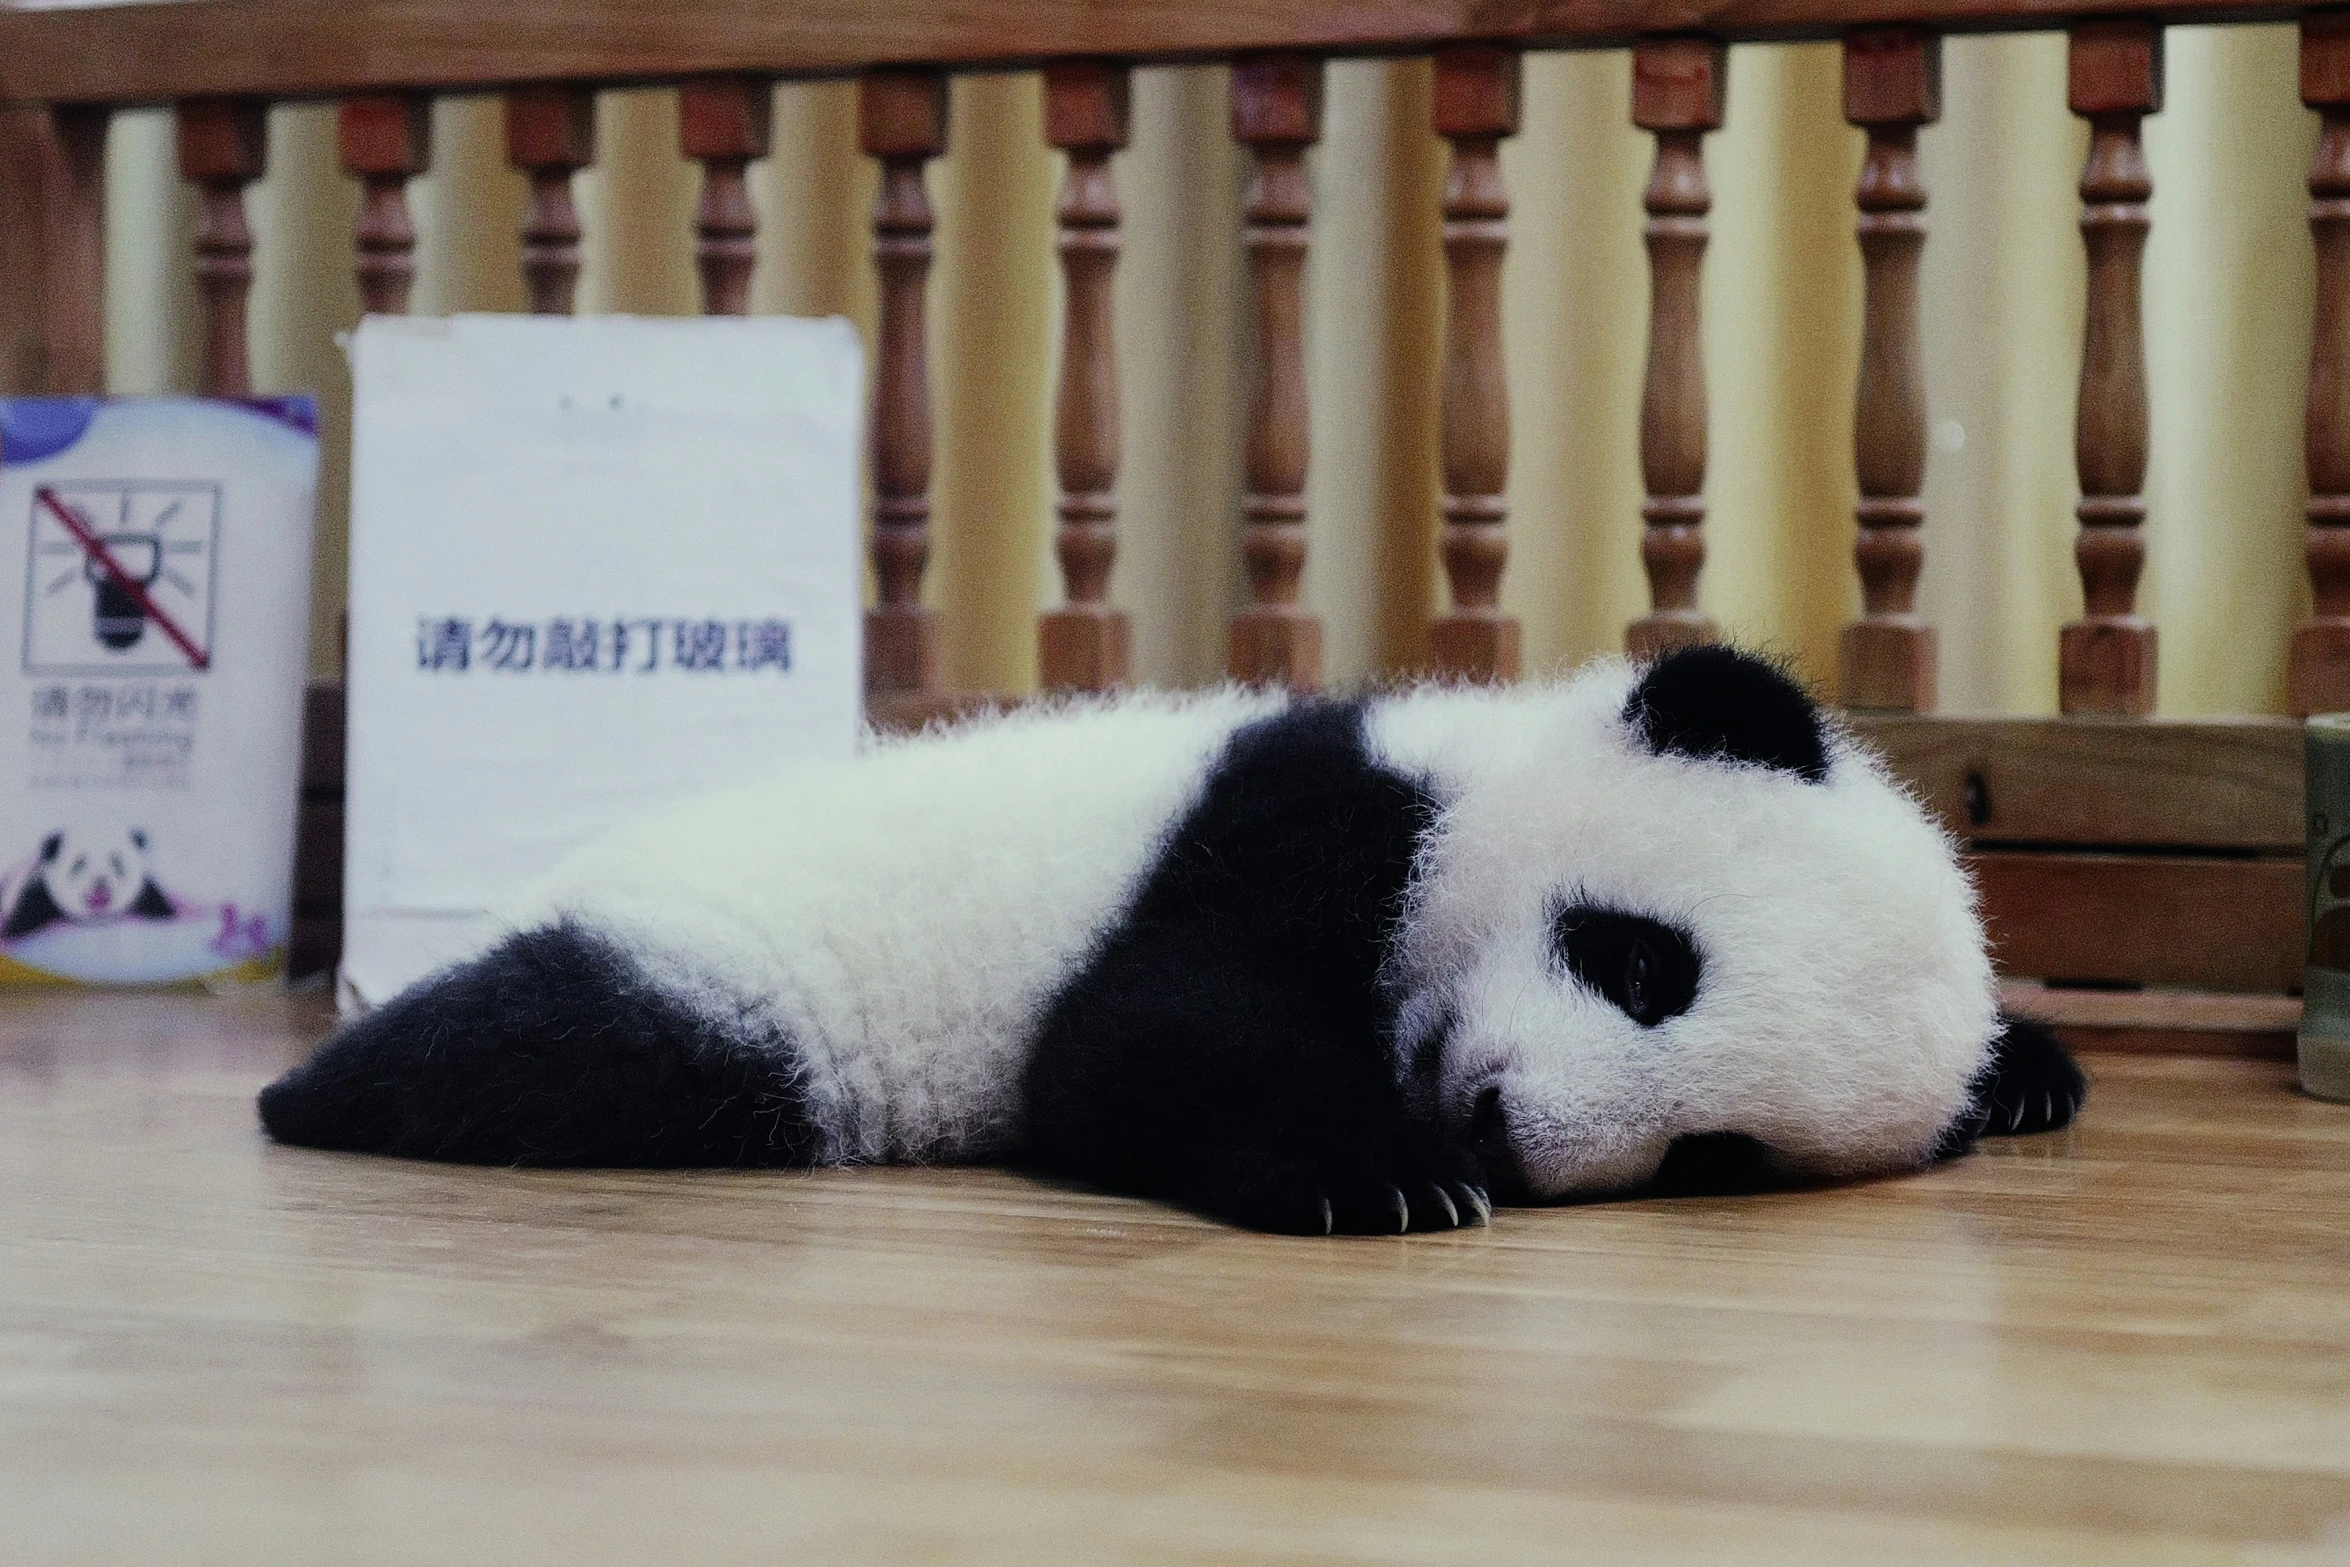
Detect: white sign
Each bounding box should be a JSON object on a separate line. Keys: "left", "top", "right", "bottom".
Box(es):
{"left": 0, "top": 397, "right": 318, "bottom": 985}
{"left": 342, "top": 314, "right": 864, "bottom": 1006}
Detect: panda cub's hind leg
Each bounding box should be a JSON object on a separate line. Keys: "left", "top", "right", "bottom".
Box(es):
{"left": 258, "top": 919, "right": 821, "bottom": 1168}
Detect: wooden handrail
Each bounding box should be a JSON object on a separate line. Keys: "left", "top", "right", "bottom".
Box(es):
{"left": 0, "top": 0, "right": 2306, "bottom": 108}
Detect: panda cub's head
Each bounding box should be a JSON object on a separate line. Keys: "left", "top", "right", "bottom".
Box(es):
{"left": 1388, "top": 647, "right": 1995, "bottom": 1200}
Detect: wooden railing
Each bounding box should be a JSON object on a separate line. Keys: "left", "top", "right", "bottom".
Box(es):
{"left": 0, "top": 0, "right": 2332, "bottom": 1054}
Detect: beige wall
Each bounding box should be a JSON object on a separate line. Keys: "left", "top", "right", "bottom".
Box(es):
{"left": 99, "top": 29, "right": 2319, "bottom": 713}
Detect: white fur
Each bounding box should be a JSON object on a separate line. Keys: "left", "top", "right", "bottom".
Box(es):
{"left": 1371, "top": 659, "right": 1995, "bottom": 1195}
{"left": 506, "top": 662, "right": 1995, "bottom": 1192}
{"left": 505, "top": 688, "right": 1280, "bottom": 1162}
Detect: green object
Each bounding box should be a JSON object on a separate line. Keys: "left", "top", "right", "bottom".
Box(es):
{"left": 2301, "top": 715, "right": 2350, "bottom": 1102}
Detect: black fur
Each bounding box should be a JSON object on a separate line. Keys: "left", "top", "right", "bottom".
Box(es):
{"left": 1649, "top": 1131, "right": 1775, "bottom": 1197}
{"left": 1625, "top": 645, "right": 1829, "bottom": 783}
{"left": 1934, "top": 1015, "right": 2088, "bottom": 1158}
{"left": 257, "top": 920, "right": 819, "bottom": 1167}
{"left": 1020, "top": 699, "right": 1487, "bottom": 1235}
{"left": 1554, "top": 907, "right": 1701, "bottom": 1027}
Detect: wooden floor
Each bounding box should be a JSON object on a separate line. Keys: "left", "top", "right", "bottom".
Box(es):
{"left": 3, "top": 993, "right": 2349, "bottom": 1565}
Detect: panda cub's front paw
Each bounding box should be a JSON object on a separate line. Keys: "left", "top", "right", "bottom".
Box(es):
{"left": 1181, "top": 1144, "right": 1492, "bottom": 1235}
{"left": 1971, "top": 1016, "right": 2088, "bottom": 1138}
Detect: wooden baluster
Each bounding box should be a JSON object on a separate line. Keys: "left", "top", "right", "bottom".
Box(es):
{"left": 176, "top": 98, "right": 266, "bottom": 397}
{"left": 680, "top": 76, "right": 771, "bottom": 317}
{"left": 1228, "top": 55, "right": 1324, "bottom": 690}
{"left": 39, "top": 105, "right": 107, "bottom": 394}
{"left": 2299, "top": 16, "right": 2350, "bottom": 716}
{"left": 1040, "top": 62, "right": 1132, "bottom": 692}
{"left": 338, "top": 94, "right": 430, "bottom": 317}
{"left": 0, "top": 103, "right": 109, "bottom": 394}
{"left": 1430, "top": 46, "right": 1523, "bottom": 683}
{"left": 1628, "top": 39, "right": 1727, "bottom": 659}
{"left": 1840, "top": 30, "right": 1941, "bottom": 712}
{"left": 862, "top": 69, "right": 948, "bottom": 695}
{"left": 2063, "top": 22, "right": 2163, "bottom": 717}
{"left": 505, "top": 85, "right": 595, "bottom": 316}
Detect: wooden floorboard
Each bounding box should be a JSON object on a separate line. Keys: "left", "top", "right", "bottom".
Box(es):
{"left": 3, "top": 989, "right": 2348, "bottom": 1564}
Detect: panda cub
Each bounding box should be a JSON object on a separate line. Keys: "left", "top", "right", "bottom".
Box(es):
{"left": 260, "top": 646, "right": 2083, "bottom": 1234}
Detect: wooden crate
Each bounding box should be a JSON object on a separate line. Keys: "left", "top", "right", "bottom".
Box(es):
{"left": 1855, "top": 714, "right": 2305, "bottom": 1060}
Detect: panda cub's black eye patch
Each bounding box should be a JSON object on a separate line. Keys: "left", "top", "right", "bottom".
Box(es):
{"left": 1554, "top": 907, "right": 1701, "bottom": 1028}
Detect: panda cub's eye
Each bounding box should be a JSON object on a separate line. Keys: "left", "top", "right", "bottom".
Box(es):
{"left": 1554, "top": 906, "right": 1702, "bottom": 1028}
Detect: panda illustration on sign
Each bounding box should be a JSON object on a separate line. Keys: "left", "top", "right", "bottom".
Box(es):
{"left": 2, "top": 826, "right": 177, "bottom": 940}
{"left": 261, "top": 647, "right": 2083, "bottom": 1233}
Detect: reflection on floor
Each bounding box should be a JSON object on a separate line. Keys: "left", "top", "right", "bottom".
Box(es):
{"left": 3, "top": 988, "right": 2347, "bottom": 1563}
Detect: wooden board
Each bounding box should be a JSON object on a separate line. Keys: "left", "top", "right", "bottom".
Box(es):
{"left": 291, "top": 801, "right": 341, "bottom": 907}
{"left": 0, "top": 0, "right": 2307, "bottom": 109}
{"left": 1971, "top": 850, "right": 2305, "bottom": 992}
{"left": 1999, "top": 980, "right": 2299, "bottom": 1061}
{"left": 1852, "top": 713, "right": 2303, "bottom": 851}
{"left": 2046, "top": 1023, "right": 2295, "bottom": 1059}
{"left": 299, "top": 678, "right": 345, "bottom": 791}
{"left": 1998, "top": 979, "right": 2302, "bottom": 1032}
{"left": 0, "top": 108, "right": 53, "bottom": 392}
{"left": 293, "top": 680, "right": 345, "bottom": 979}
{"left": 5, "top": 991, "right": 2349, "bottom": 1561}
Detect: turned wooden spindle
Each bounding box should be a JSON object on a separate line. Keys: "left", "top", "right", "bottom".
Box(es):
{"left": 40, "top": 105, "right": 107, "bottom": 394}
{"left": 1629, "top": 39, "right": 1728, "bottom": 659}
{"left": 680, "top": 76, "right": 772, "bottom": 317}
{"left": 1228, "top": 55, "right": 1324, "bottom": 690}
{"left": 338, "top": 94, "right": 430, "bottom": 317}
{"left": 505, "top": 85, "right": 595, "bottom": 316}
{"left": 176, "top": 98, "right": 267, "bottom": 398}
{"left": 2299, "top": 16, "right": 2350, "bottom": 716}
{"left": 862, "top": 69, "right": 949, "bottom": 695}
{"left": 1040, "top": 62, "right": 1133, "bottom": 692}
{"left": 1430, "top": 46, "right": 1523, "bottom": 683}
{"left": 2063, "top": 22, "right": 2163, "bottom": 717}
{"left": 1840, "top": 30, "right": 1942, "bottom": 713}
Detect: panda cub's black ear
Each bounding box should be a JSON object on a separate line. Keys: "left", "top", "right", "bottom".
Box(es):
{"left": 1623, "top": 645, "right": 1830, "bottom": 783}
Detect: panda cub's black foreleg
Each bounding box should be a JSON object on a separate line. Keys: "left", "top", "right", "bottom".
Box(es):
{"left": 1971, "top": 1016, "right": 2087, "bottom": 1136}
{"left": 1936, "top": 1015, "right": 2087, "bottom": 1157}
{"left": 258, "top": 919, "right": 819, "bottom": 1168}
{"left": 1019, "top": 699, "right": 1484, "bottom": 1235}
{"left": 1020, "top": 934, "right": 1488, "bottom": 1235}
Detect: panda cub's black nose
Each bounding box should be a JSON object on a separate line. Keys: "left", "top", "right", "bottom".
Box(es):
{"left": 1466, "top": 1084, "right": 1526, "bottom": 1195}
{"left": 1467, "top": 1084, "right": 1507, "bottom": 1154}
{"left": 1650, "top": 1131, "right": 1774, "bottom": 1197}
